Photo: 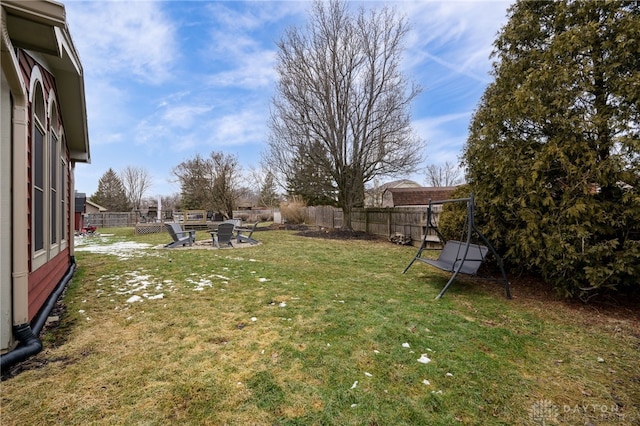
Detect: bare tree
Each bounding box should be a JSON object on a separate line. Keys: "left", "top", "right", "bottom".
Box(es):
{"left": 161, "top": 193, "right": 182, "bottom": 214}
{"left": 425, "top": 161, "right": 464, "bottom": 187}
{"left": 265, "top": 0, "right": 423, "bottom": 229}
{"left": 249, "top": 167, "right": 281, "bottom": 209}
{"left": 210, "top": 152, "right": 241, "bottom": 219}
{"left": 121, "top": 166, "right": 153, "bottom": 211}
{"left": 172, "top": 151, "right": 242, "bottom": 219}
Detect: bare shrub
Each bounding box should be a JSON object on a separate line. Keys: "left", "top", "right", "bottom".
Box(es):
{"left": 258, "top": 213, "right": 273, "bottom": 222}
{"left": 236, "top": 213, "right": 250, "bottom": 222}
{"left": 280, "top": 199, "right": 307, "bottom": 224}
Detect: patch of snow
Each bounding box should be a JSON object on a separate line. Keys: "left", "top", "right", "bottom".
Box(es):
{"left": 364, "top": 372, "right": 372, "bottom": 377}
{"left": 402, "top": 342, "right": 410, "bottom": 348}
{"left": 351, "top": 381, "right": 358, "bottom": 389}
{"left": 417, "top": 354, "right": 431, "bottom": 364}
{"left": 75, "top": 236, "right": 155, "bottom": 260}
{"left": 211, "top": 274, "right": 230, "bottom": 281}
{"left": 146, "top": 293, "right": 164, "bottom": 300}
{"left": 126, "top": 295, "right": 143, "bottom": 303}
{"left": 186, "top": 277, "right": 213, "bottom": 291}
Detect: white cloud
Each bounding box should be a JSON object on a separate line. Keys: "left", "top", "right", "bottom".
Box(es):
{"left": 65, "top": 0, "right": 512, "bottom": 196}
{"left": 198, "top": 2, "right": 307, "bottom": 90}
{"left": 210, "top": 109, "right": 267, "bottom": 145}
{"left": 161, "top": 105, "right": 214, "bottom": 129}
{"left": 401, "top": 1, "right": 510, "bottom": 82}
{"left": 204, "top": 49, "right": 278, "bottom": 89}
{"left": 66, "top": 1, "right": 178, "bottom": 84}
{"left": 413, "top": 112, "right": 471, "bottom": 164}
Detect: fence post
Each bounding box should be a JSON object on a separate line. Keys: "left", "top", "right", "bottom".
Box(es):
{"left": 364, "top": 209, "right": 369, "bottom": 233}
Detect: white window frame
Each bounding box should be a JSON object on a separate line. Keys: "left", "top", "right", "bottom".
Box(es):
{"left": 60, "top": 153, "right": 68, "bottom": 251}
{"left": 31, "top": 78, "right": 47, "bottom": 270}
{"left": 48, "top": 96, "right": 60, "bottom": 257}
{"left": 30, "top": 68, "right": 69, "bottom": 270}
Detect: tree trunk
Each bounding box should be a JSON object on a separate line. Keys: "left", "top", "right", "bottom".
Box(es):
{"left": 341, "top": 205, "right": 353, "bottom": 230}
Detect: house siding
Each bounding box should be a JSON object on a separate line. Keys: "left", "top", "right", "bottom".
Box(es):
{"left": 21, "top": 51, "right": 65, "bottom": 273}
{"left": 1, "top": 0, "right": 89, "bottom": 358}
{"left": 27, "top": 249, "right": 70, "bottom": 321}
{"left": 19, "top": 51, "right": 73, "bottom": 322}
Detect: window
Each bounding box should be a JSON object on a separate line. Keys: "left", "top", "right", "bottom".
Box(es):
{"left": 33, "top": 83, "right": 45, "bottom": 253}
{"left": 50, "top": 132, "right": 57, "bottom": 244}
{"left": 60, "top": 157, "right": 66, "bottom": 243}
{"left": 31, "top": 70, "right": 69, "bottom": 268}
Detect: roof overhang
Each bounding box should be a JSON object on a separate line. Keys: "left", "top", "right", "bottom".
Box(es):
{"left": 2, "top": 0, "right": 90, "bottom": 163}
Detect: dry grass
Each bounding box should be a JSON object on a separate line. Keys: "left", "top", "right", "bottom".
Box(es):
{"left": 1, "top": 228, "right": 638, "bottom": 425}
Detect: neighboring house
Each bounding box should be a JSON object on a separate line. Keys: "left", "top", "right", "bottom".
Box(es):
{"left": 86, "top": 199, "right": 107, "bottom": 214}
{"left": 365, "top": 179, "right": 421, "bottom": 207}
{"left": 383, "top": 186, "right": 459, "bottom": 208}
{"left": 74, "top": 192, "right": 86, "bottom": 231}
{"left": 1, "top": 0, "right": 90, "bottom": 369}
{"left": 74, "top": 192, "right": 105, "bottom": 231}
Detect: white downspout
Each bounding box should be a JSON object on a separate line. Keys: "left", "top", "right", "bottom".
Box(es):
{"left": 70, "top": 162, "right": 76, "bottom": 257}
{"left": 11, "top": 102, "right": 29, "bottom": 326}
{"left": 2, "top": 7, "right": 30, "bottom": 327}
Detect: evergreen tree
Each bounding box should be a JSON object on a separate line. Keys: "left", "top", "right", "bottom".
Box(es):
{"left": 287, "top": 141, "right": 338, "bottom": 206}
{"left": 463, "top": 1, "right": 640, "bottom": 297}
{"left": 173, "top": 154, "right": 211, "bottom": 210}
{"left": 258, "top": 171, "right": 280, "bottom": 209}
{"left": 90, "top": 168, "right": 131, "bottom": 211}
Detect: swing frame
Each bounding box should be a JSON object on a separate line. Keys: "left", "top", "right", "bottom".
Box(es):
{"left": 403, "top": 193, "right": 511, "bottom": 299}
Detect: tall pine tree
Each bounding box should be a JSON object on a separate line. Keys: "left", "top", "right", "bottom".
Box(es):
{"left": 463, "top": 1, "right": 640, "bottom": 297}
{"left": 90, "top": 168, "right": 131, "bottom": 211}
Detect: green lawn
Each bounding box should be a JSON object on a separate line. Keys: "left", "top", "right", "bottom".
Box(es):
{"left": 1, "top": 228, "right": 638, "bottom": 425}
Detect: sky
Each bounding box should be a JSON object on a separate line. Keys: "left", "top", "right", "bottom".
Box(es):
{"left": 65, "top": 0, "right": 514, "bottom": 198}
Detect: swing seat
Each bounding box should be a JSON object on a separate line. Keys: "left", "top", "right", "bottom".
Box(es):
{"left": 419, "top": 241, "right": 488, "bottom": 275}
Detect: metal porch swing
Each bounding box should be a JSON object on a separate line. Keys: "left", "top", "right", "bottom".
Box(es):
{"left": 403, "top": 193, "right": 511, "bottom": 299}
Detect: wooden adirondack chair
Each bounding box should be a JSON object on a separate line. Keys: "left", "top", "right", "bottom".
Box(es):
{"left": 236, "top": 222, "right": 259, "bottom": 244}
{"left": 211, "top": 222, "right": 234, "bottom": 248}
{"left": 164, "top": 223, "right": 196, "bottom": 248}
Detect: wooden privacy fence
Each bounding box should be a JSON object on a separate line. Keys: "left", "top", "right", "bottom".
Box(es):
{"left": 87, "top": 207, "right": 437, "bottom": 244}
{"left": 85, "top": 212, "right": 138, "bottom": 228}
{"left": 304, "top": 206, "right": 443, "bottom": 246}
{"left": 84, "top": 209, "right": 278, "bottom": 235}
